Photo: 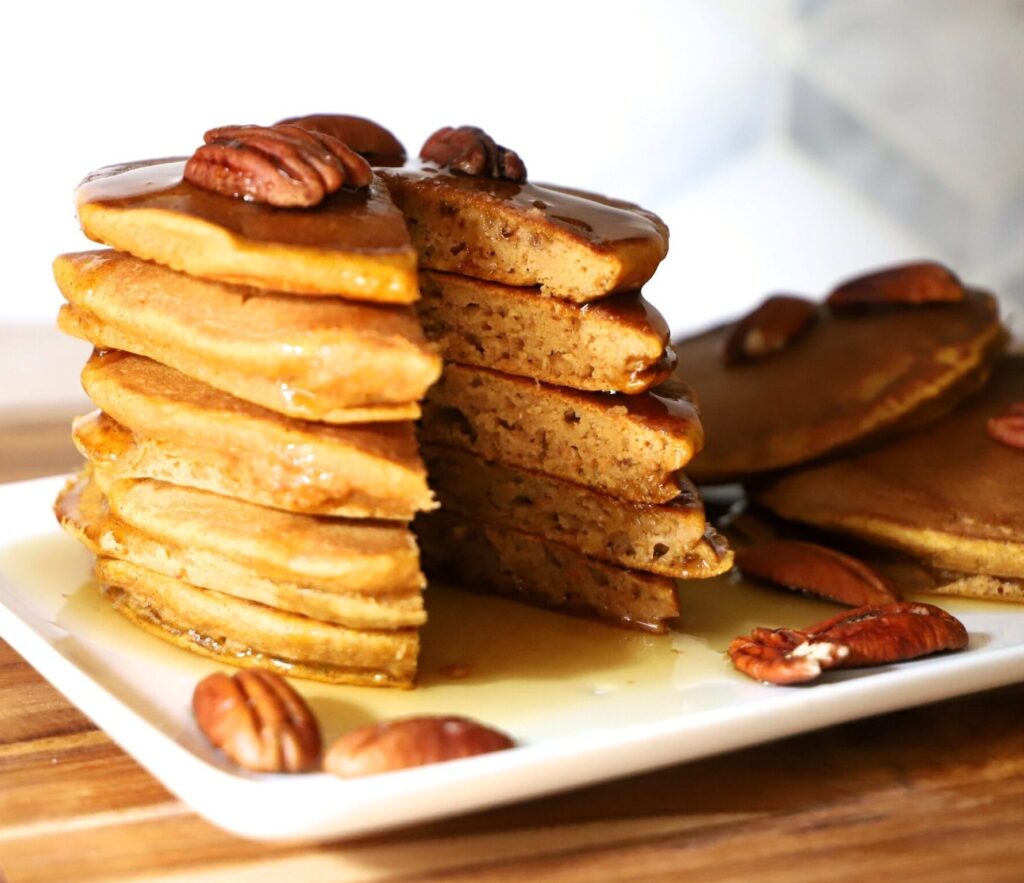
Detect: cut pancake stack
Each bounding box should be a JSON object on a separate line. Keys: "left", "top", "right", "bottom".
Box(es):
{"left": 54, "top": 149, "right": 441, "bottom": 687}
{"left": 378, "top": 161, "right": 733, "bottom": 632}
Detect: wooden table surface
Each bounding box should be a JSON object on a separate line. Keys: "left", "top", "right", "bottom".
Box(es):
{"left": 2, "top": 414, "right": 1024, "bottom": 883}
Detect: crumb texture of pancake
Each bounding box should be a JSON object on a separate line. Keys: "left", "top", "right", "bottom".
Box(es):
{"left": 379, "top": 165, "right": 668, "bottom": 301}
{"left": 421, "top": 364, "right": 702, "bottom": 503}
{"left": 679, "top": 290, "right": 1004, "bottom": 482}
{"left": 55, "top": 471, "right": 424, "bottom": 630}
{"left": 76, "top": 159, "right": 418, "bottom": 302}
{"left": 415, "top": 511, "right": 681, "bottom": 633}
{"left": 55, "top": 250, "right": 440, "bottom": 422}
{"left": 757, "top": 357, "right": 1024, "bottom": 578}
{"left": 417, "top": 271, "right": 672, "bottom": 393}
{"left": 95, "top": 558, "right": 418, "bottom": 687}
{"left": 423, "top": 445, "right": 717, "bottom": 577}
{"left": 76, "top": 352, "right": 435, "bottom": 519}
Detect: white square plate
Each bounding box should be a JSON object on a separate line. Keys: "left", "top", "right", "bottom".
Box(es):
{"left": 2, "top": 475, "right": 1023, "bottom": 843}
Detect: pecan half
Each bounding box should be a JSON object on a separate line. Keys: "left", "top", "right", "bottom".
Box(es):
{"left": 826, "top": 261, "right": 964, "bottom": 309}
{"left": 736, "top": 540, "right": 899, "bottom": 607}
{"left": 276, "top": 114, "right": 406, "bottom": 167}
{"left": 728, "top": 602, "right": 968, "bottom": 685}
{"left": 323, "top": 715, "right": 514, "bottom": 778}
{"left": 987, "top": 402, "right": 1024, "bottom": 449}
{"left": 184, "top": 124, "right": 372, "bottom": 207}
{"left": 420, "top": 126, "right": 526, "bottom": 182}
{"left": 722, "top": 295, "right": 818, "bottom": 365}
{"left": 193, "top": 669, "right": 321, "bottom": 772}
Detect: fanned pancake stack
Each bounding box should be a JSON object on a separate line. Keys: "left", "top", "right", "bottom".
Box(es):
{"left": 378, "top": 129, "right": 732, "bottom": 632}
{"left": 55, "top": 120, "right": 441, "bottom": 686}
{"left": 756, "top": 356, "right": 1024, "bottom": 604}
{"left": 674, "top": 261, "right": 1017, "bottom": 607}
{"left": 676, "top": 281, "right": 1004, "bottom": 485}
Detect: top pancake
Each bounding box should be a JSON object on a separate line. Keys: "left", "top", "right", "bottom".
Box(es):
{"left": 379, "top": 164, "right": 669, "bottom": 302}
{"left": 677, "top": 291, "right": 1004, "bottom": 483}
{"left": 756, "top": 357, "right": 1024, "bottom": 577}
{"left": 76, "top": 159, "right": 418, "bottom": 302}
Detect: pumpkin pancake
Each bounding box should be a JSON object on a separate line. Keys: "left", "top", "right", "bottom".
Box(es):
{"left": 76, "top": 351, "right": 435, "bottom": 519}
{"left": 420, "top": 364, "right": 703, "bottom": 503}
{"left": 95, "top": 557, "right": 418, "bottom": 687}
{"left": 415, "top": 511, "right": 683, "bottom": 633}
{"left": 757, "top": 357, "right": 1024, "bottom": 580}
{"left": 677, "top": 289, "right": 1003, "bottom": 483}
{"left": 95, "top": 472, "right": 423, "bottom": 595}
{"left": 55, "top": 471, "right": 423, "bottom": 629}
{"left": 76, "top": 159, "right": 418, "bottom": 302}
{"left": 417, "top": 271, "right": 673, "bottom": 393}
{"left": 55, "top": 250, "right": 440, "bottom": 423}
{"left": 379, "top": 164, "right": 668, "bottom": 302}
{"left": 422, "top": 445, "right": 715, "bottom": 577}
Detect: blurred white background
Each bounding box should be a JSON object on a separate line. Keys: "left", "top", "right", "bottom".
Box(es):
{"left": 3, "top": 0, "right": 1022, "bottom": 413}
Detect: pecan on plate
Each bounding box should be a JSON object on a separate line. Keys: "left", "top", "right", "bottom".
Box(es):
{"left": 276, "top": 114, "right": 407, "bottom": 167}
{"left": 722, "top": 295, "right": 818, "bottom": 365}
{"left": 323, "top": 715, "right": 514, "bottom": 778}
{"left": 728, "top": 601, "right": 968, "bottom": 685}
{"left": 987, "top": 402, "right": 1024, "bottom": 450}
{"left": 826, "top": 261, "right": 964, "bottom": 310}
{"left": 736, "top": 540, "right": 898, "bottom": 607}
{"left": 184, "top": 124, "right": 372, "bottom": 207}
{"left": 193, "top": 669, "right": 321, "bottom": 772}
{"left": 420, "top": 126, "right": 526, "bottom": 182}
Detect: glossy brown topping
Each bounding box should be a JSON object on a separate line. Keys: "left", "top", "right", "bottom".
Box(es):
{"left": 383, "top": 165, "right": 667, "bottom": 253}
{"left": 277, "top": 114, "right": 406, "bottom": 167}
{"left": 723, "top": 294, "right": 818, "bottom": 365}
{"left": 987, "top": 402, "right": 1024, "bottom": 449}
{"left": 184, "top": 124, "right": 372, "bottom": 207}
{"left": 827, "top": 261, "right": 964, "bottom": 309}
{"left": 420, "top": 126, "right": 526, "bottom": 182}
{"left": 78, "top": 159, "right": 413, "bottom": 254}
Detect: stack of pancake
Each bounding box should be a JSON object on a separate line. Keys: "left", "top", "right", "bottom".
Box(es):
{"left": 676, "top": 263, "right": 1023, "bottom": 604}
{"left": 53, "top": 143, "right": 442, "bottom": 687}
{"left": 377, "top": 149, "right": 733, "bottom": 633}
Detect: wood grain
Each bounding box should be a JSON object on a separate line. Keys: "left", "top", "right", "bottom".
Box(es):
{"left": 1, "top": 412, "right": 1023, "bottom": 882}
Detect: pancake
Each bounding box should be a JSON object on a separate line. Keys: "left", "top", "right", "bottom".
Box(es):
{"left": 757, "top": 357, "right": 1024, "bottom": 579}
{"left": 55, "top": 471, "right": 423, "bottom": 629}
{"left": 95, "top": 557, "right": 418, "bottom": 687}
{"left": 379, "top": 164, "right": 668, "bottom": 302}
{"left": 677, "top": 290, "right": 1003, "bottom": 483}
{"left": 420, "top": 364, "right": 703, "bottom": 503}
{"left": 422, "top": 445, "right": 716, "bottom": 577}
{"left": 55, "top": 250, "right": 440, "bottom": 423}
{"left": 76, "top": 159, "right": 418, "bottom": 303}
{"left": 96, "top": 472, "right": 423, "bottom": 594}
{"left": 77, "top": 352, "right": 435, "bottom": 519}
{"left": 417, "top": 271, "right": 673, "bottom": 393}
{"left": 415, "top": 511, "right": 681, "bottom": 633}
